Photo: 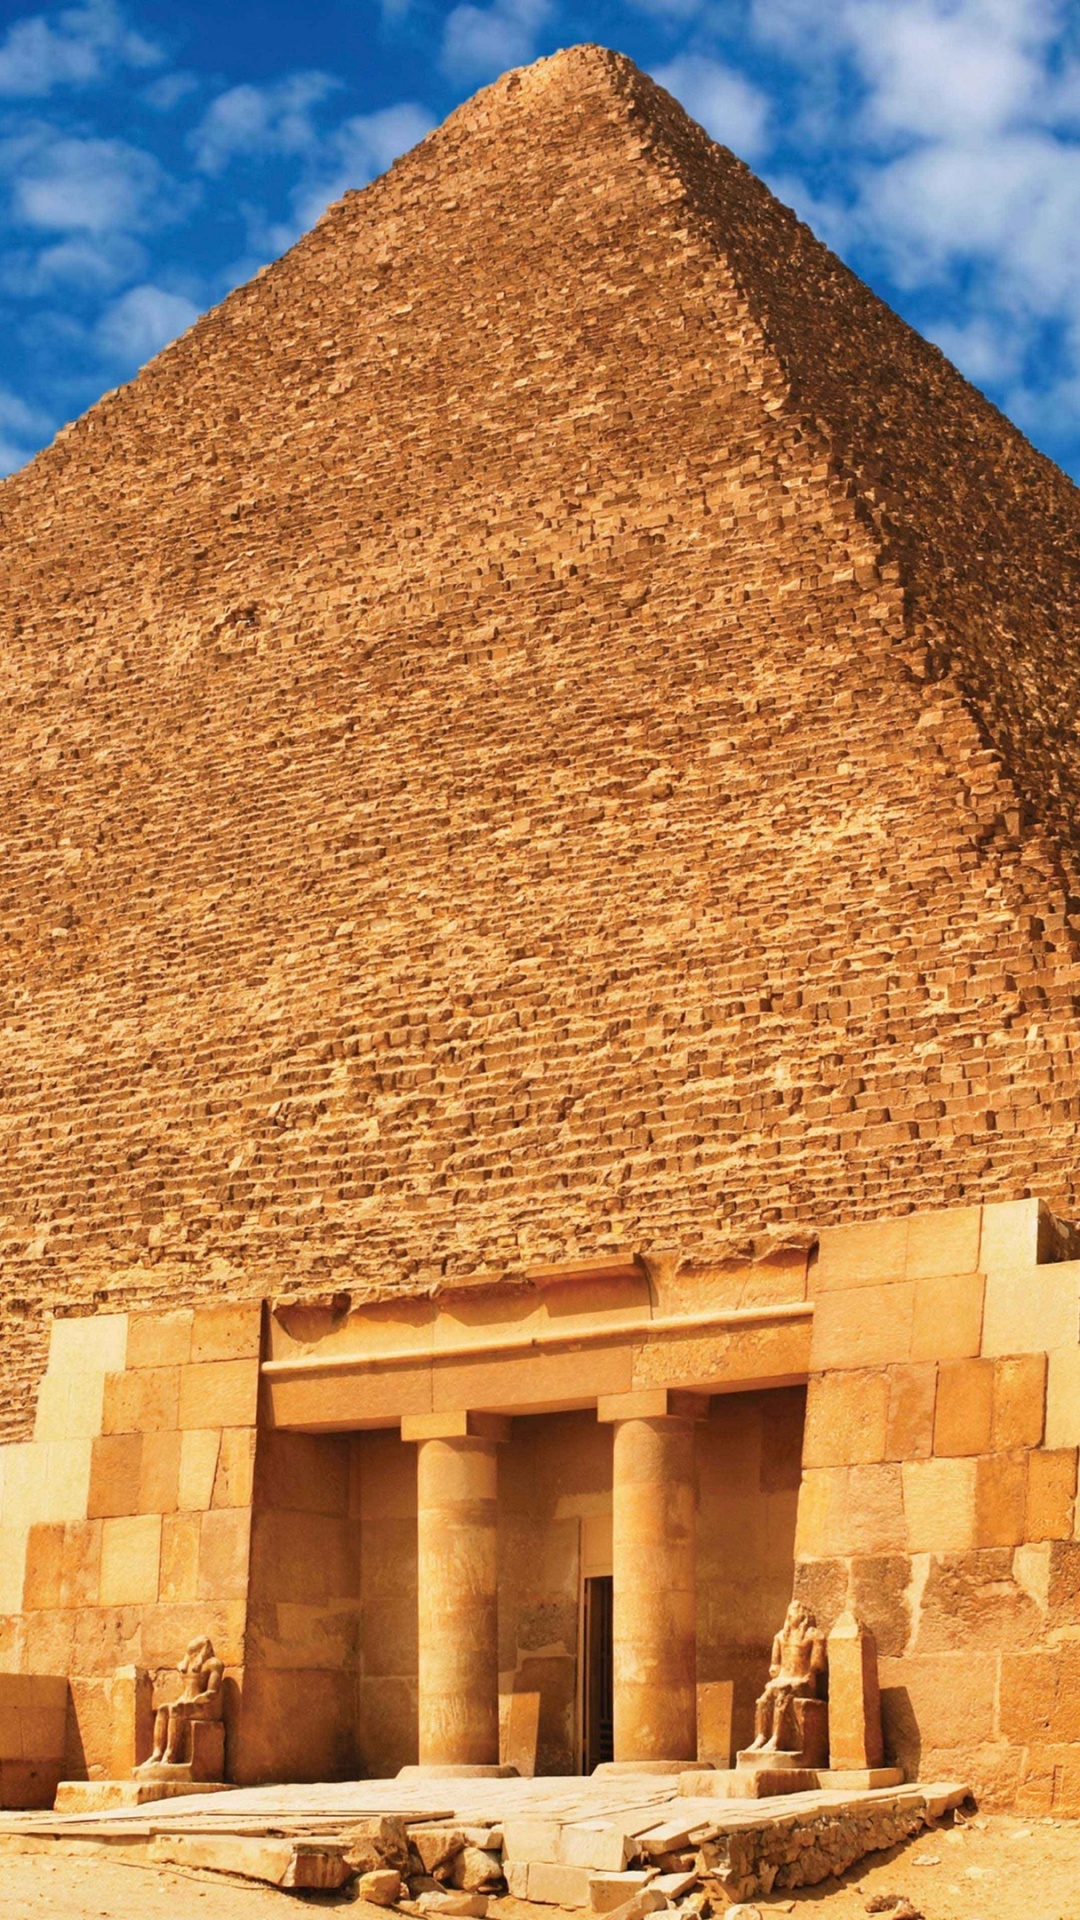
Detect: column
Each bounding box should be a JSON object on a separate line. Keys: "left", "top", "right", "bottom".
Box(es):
{"left": 399, "top": 1411, "right": 512, "bottom": 1775}
{"left": 598, "top": 1389, "right": 707, "bottom": 1769}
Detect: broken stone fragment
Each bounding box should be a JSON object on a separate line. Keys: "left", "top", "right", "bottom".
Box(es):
{"left": 411, "top": 1827, "right": 467, "bottom": 1874}
{"left": 450, "top": 1846, "right": 504, "bottom": 1890}
{"left": 417, "top": 1893, "right": 488, "bottom": 1918}
{"left": 344, "top": 1816, "right": 411, "bottom": 1876}
{"left": 356, "top": 1868, "right": 404, "bottom": 1906}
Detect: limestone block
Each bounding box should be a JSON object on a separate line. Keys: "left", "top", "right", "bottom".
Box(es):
{"left": 1046, "top": 1346, "right": 1080, "bottom": 1449}
{"left": 158, "top": 1511, "right": 202, "bottom": 1603}
{"left": 59, "top": 1517, "right": 103, "bottom": 1609}
{"left": 981, "top": 1263, "right": 1080, "bottom": 1357}
{"left": 992, "top": 1353, "right": 1047, "bottom": 1450}
{"left": 589, "top": 1873, "right": 652, "bottom": 1912}
{"left": 32, "top": 1375, "right": 71, "bottom": 1444}
{"left": 815, "top": 1217, "right": 908, "bottom": 1290}
{"left": 560, "top": 1822, "right": 634, "bottom": 1871}
{"left": 885, "top": 1364, "right": 937, "bottom": 1460}
{"left": 901, "top": 1457, "right": 978, "bottom": 1552}
{"left": 102, "top": 1366, "right": 180, "bottom": 1436}
{"left": 40, "top": 1442, "right": 93, "bottom": 1524}
{"left": 975, "top": 1451, "right": 1027, "bottom": 1548}
{"left": 190, "top": 1302, "right": 263, "bottom": 1363}
{"left": 697, "top": 1678, "right": 734, "bottom": 1767}
{"left": 826, "top": 1610, "right": 884, "bottom": 1770}
{"left": 1025, "top": 1448, "right": 1077, "bottom": 1541}
{"left": 178, "top": 1359, "right": 259, "bottom": 1430}
{"left": 999, "top": 1649, "right": 1057, "bottom": 1743}
{"left": 810, "top": 1282, "right": 914, "bottom": 1371}
{"left": 47, "top": 1315, "right": 127, "bottom": 1380}
{"left": 22, "top": 1523, "right": 64, "bottom": 1609}
{"left": 0, "top": 1445, "right": 37, "bottom": 1528}
{"left": 211, "top": 1427, "right": 257, "bottom": 1508}
{"left": 911, "top": 1271, "right": 984, "bottom": 1362}
{"left": 108, "top": 1664, "right": 153, "bottom": 1773}
{"left": 934, "top": 1359, "right": 993, "bottom": 1456}
{"left": 905, "top": 1207, "right": 982, "bottom": 1281}
{"left": 197, "top": 1507, "right": 251, "bottom": 1601}
{"left": 503, "top": 1688, "right": 540, "bottom": 1778}
{"left": 138, "top": 1431, "right": 182, "bottom": 1514}
{"left": 88, "top": 1433, "right": 143, "bottom": 1519}
{"left": 527, "top": 1862, "right": 592, "bottom": 1906}
{"left": 802, "top": 1369, "right": 889, "bottom": 1467}
{"left": 98, "top": 1514, "right": 162, "bottom": 1606}
{"left": 126, "top": 1310, "right": 193, "bottom": 1371}
{"left": 980, "top": 1198, "right": 1052, "bottom": 1274}
{"left": 879, "top": 1650, "right": 996, "bottom": 1747}
{"left": 357, "top": 1870, "right": 404, "bottom": 1905}
{"left": 178, "top": 1429, "right": 221, "bottom": 1511}
{"left": 501, "top": 1819, "right": 562, "bottom": 1864}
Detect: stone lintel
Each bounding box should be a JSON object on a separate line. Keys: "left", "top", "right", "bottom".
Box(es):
{"left": 525, "top": 1255, "right": 647, "bottom": 1288}
{"left": 597, "top": 1388, "right": 710, "bottom": 1424}
{"left": 401, "top": 1410, "right": 512, "bottom": 1444}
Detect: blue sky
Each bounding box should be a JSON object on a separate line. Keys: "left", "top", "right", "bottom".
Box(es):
{"left": 1, "top": 0, "right": 1080, "bottom": 481}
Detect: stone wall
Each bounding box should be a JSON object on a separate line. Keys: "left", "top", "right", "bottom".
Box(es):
{"left": 794, "top": 1198, "right": 1080, "bottom": 1813}
{"left": 2, "top": 52, "right": 1080, "bottom": 1434}
{"left": 0, "top": 1306, "right": 260, "bottom": 1783}
{"left": 0, "top": 1672, "right": 67, "bottom": 1808}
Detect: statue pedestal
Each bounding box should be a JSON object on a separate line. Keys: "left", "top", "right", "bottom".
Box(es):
{"left": 53, "top": 1780, "right": 233, "bottom": 1813}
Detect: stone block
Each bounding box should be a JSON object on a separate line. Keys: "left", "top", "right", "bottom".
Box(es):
{"left": 878, "top": 1650, "right": 996, "bottom": 1747}
{"left": 815, "top": 1217, "right": 908, "bottom": 1290}
{"left": 992, "top": 1353, "right": 1047, "bottom": 1450}
{"left": 1000, "top": 1650, "right": 1056, "bottom": 1743}
{"left": 102, "top": 1365, "right": 181, "bottom": 1437}
{"left": 697, "top": 1677, "right": 734, "bottom": 1767}
{"left": 126, "top": 1310, "right": 193, "bottom": 1370}
{"left": 178, "top": 1359, "right": 259, "bottom": 1430}
{"left": 934, "top": 1358, "right": 993, "bottom": 1455}
{"left": 901, "top": 1457, "right": 978, "bottom": 1552}
{"left": 845, "top": 1463, "right": 906, "bottom": 1553}
{"left": 1046, "top": 1346, "right": 1080, "bottom": 1449}
{"left": 40, "top": 1441, "right": 93, "bottom": 1524}
{"left": 1026, "top": 1448, "right": 1077, "bottom": 1541}
{"left": 47, "top": 1314, "right": 127, "bottom": 1380}
{"left": 885, "top": 1364, "right": 937, "bottom": 1460}
{"left": 197, "top": 1507, "right": 251, "bottom": 1601}
{"left": 560, "top": 1823, "right": 634, "bottom": 1871}
{"left": 501, "top": 1819, "right": 562, "bottom": 1864}
{"left": 178, "top": 1429, "right": 221, "bottom": 1511}
{"left": 59, "top": 1517, "right": 103, "bottom": 1608}
{"left": 980, "top": 1198, "right": 1050, "bottom": 1273}
{"left": 826, "top": 1610, "right": 884, "bottom": 1769}
{"left": 158, "top": 1510, "right": 201, "bottom": 1602}
{"left": 911, "top": 1271, "right": 984, "bottom": 1362}
{"left": 527, "top": 1862, "right": 592, "bottom": 1906}
{"left": 22, "top": 1523, "right": 65, "bottom": 1610}
{"left": 87, "top": 1433, "right": 143, "bottom": 1519}
{"left": 212, "top": 1427, "right": 257, "bottom": 1508}
{"left": 905, "top": 1207, "right": 982, "bottom": 1280}
{"left": 982, "top": 1264, "right": 1080, "bottom": 1357}
{"left": 98, "top": 1513, "right": 162, "bottom": 1606}
{"left": 138, "top": 1431, "right": 182, "bottom": 1514}
{"left": 975, "top": 1451, "right": 1027, "bottom": 1548}
{"left": 589, "top": 1873, "right": 652, "bottom": 1912}
{"left": 802, "top": 1369, "right": 889, "bottom": 1467}
{"left": 810, "top": 1282, "right": 914, "bottom": 1371}
{"left": 190, "top": 1302, "right": 263, "bottom": 1364}
{"left": 503, "top": 1688, "right": 540, "bottom": 1778}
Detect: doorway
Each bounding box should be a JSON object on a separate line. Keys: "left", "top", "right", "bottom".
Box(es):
{"left": 582, "top": 1574, "right": 614, "bottom": 1772}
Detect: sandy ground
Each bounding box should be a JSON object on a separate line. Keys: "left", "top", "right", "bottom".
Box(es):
{"left": 0, "top": 1816, "right": 1077, "bottom": 1920}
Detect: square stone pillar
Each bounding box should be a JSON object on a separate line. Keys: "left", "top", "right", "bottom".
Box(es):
{"left": 598, "top": 1389, "right": 708, "bottom": 1771}
{"left": 399, "top": 1411, "right": 516, "bottom": 1778}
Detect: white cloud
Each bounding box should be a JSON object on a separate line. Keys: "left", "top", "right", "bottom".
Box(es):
{"left": 96, "top": 282, "right": 200, "bottom": 364}
{"left": 291, "top": 102, "right": 435, "bottom": 228}
{"left": 7, "top": 132, "right": 164, "bottom": 232}
{"left": 0, "top": 381, "right": 52, "bottom": 474}
{"left": 189, "top": 72, "right": 340, "bottom": 175}
{"left": 0, "top": 0, "right": 160, "bottom": 97}
{"left": 0, "top": 230, "right": 145, "bottom": 293}
{"left": 441, "top": 0, "right": 552, "bottom": 84}
{"left": 653, "top": 52, "right": 770, "bottom": 157}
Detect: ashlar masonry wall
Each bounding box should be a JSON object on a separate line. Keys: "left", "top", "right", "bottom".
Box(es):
{"left": 794, "top": 1197, "right": 1080, "bottom": 1814}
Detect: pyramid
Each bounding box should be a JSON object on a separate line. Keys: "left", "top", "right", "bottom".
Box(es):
{"left": 1, "top": 43, "right": 1080, "bottom": 1436}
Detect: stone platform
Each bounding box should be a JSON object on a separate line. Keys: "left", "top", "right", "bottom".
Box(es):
{"left": 0, "top": 1771, "right": 969, "bottom": 1903}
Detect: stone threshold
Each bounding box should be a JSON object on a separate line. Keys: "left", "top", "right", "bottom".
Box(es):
{"left": 0, "top": 1773, "right": 969, "bottom": 1904}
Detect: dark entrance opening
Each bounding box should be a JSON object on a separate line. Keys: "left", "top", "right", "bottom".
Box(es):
{"left": 583, "top": 1573, "right": 614, "bottom": 1772}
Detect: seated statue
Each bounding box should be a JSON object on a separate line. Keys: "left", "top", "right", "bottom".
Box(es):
{"left": 747, "top": 1598, "right": 827, "bottom": 1757}
{"left": 135, "top": 1634, "right": 224, "bottom": 1777}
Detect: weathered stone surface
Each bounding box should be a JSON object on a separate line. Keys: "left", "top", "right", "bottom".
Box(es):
{"left": 355, "top": 1868, "right": 404, "bottom": 1905}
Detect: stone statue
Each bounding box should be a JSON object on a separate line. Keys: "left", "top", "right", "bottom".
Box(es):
{"left": 748, "top": 1599, "right": 827, "bottom": 1755}
{"left": 135, "top": 1635, "right": 224, "bottom": 1776}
